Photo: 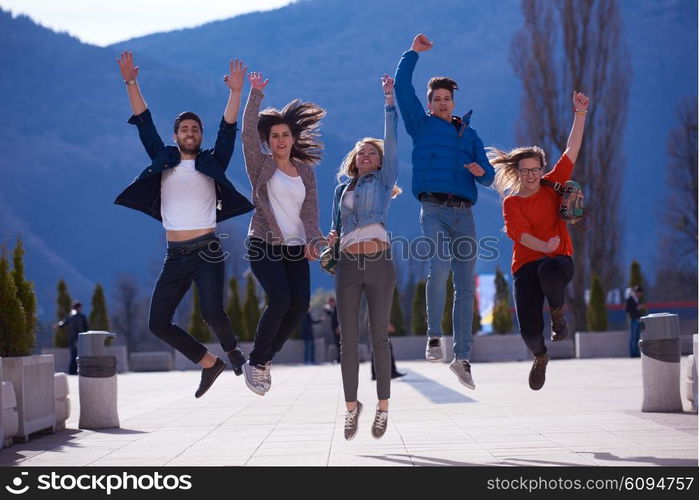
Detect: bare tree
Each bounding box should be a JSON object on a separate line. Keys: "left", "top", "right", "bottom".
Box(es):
{"left": 664, "top": 96, "right": 698, "bottom": 259}
{"left": 511, "top": 0, "right": 630, "bottom": 330}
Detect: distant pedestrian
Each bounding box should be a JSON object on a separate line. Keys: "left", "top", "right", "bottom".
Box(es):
{"left": 324, "top": 297, "right": 341, "bottom": 363}
{"left": 55, "top": 301, "right": 90, "bottom": 375}
{"left": 301, "top": 309, "right": 321, "bottom": 364}
{"left": 625, "top": 286, "right": 644, "bottom": 358}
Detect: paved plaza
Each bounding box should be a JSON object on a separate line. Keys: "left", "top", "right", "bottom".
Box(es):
{"left": 1, "top": 358, "right": 696, "bottom": 467}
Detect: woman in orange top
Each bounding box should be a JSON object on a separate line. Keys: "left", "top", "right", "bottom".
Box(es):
{"left": 489, "top": 91, "right": 590, "bottom": 391}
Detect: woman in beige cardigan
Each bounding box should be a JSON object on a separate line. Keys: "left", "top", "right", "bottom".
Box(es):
{"left": 241, "top": 72, "right": 326, "bottom": 395}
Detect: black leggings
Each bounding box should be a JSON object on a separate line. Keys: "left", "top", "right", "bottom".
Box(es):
{"left": 513, "top": 256, "right": 574, "bottom": 356}
{"left": 247, "top": 238, "right": 310, "bottom": 366}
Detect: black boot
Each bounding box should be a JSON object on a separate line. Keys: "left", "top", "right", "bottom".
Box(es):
{"left": 226, "top": 347, "right": 246, "bottom": 376}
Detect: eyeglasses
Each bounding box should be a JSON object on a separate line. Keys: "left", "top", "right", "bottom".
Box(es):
{"left": 518, "top": 167, "right": 543, "bottom": 176}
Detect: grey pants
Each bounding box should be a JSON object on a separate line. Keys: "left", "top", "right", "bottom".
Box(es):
{"left": 335, "top": 249, "right": 396, "bottom": 402}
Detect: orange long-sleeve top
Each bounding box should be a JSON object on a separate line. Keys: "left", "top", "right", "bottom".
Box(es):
{"left": 503, "top": 153, "right": 574, "bottom": 275}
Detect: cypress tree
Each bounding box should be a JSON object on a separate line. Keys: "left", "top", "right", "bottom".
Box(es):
{"left": 390, "top": 287, "right": 407, "bottom": 336}
{"left": 242, "top": 274, "right": 261, "bottom": 341}
{"left": 55, "top": 278, "right": 72, "bottom": 348}
{"left": 492, "top": 267, "right": 513, "bottom": 334}
{"left": 412, "top": 281, "right": 427, "bottom": 335}
{"left": 189, "top": 285, "right": 211, "bottom": 342}
{"left": 11, "top": 237, "right": 37, "bottom": 345}
{"left": 0, "top": 249, "right": 29, "bottom": 356}
{"left": 587, "top": 272, "right": 608, "bottom": 331}
{"left": 440, "top": 272, "right": 454, "bottom": 335}
{"left": 89, "top": 283, "right": 110, "bottom": 331}
{"left": 226, "top": 276, "right": 245, "bottom": 339}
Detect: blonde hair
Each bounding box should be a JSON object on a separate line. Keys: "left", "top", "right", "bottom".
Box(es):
{"left": 337, "top": 137, "right": 402, "bottom": 198}
{"left": 487, "top": 146, "right": 547, "bottom": 198}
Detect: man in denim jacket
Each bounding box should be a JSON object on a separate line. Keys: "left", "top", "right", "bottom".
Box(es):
{"left": 114, "top": 52, "right": 253, "bottom": 399}
{"left": 394, "top": 33, "right": 494, "bottom": 390}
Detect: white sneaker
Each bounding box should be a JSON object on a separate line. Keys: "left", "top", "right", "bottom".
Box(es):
{"left": 243, "top": 361, "right": 266, "bottom": 396}
{"left": 449, "top": 358, "right": 476, "bottom": 390}
{"left": 425, "top": 337, "right": 444, "bottom": 362}
{"left": 262, "top": 361, "right": 272, "bottom": 392}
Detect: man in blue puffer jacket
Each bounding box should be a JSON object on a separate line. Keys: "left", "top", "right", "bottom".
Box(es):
{"left": 395, "top": 33, "right": 494, "bottom": 390}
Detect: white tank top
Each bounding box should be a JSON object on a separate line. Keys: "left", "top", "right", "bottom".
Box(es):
{"left": 160, "top": 159, "right": 216, "bottom": 231}
{"left": 267, "top": 169, "right": 307, "bottom": 245}
{"left": 340, "top": 191, "right": 389, "bottom": 251}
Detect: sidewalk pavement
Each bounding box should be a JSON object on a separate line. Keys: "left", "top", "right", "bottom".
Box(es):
{"left": 1, "top": 358, "right": 696, "bottom": 466}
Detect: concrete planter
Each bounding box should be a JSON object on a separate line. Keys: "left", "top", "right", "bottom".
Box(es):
{"left": 42, "top": 346, "right": 129, "bottom": 373}
{"left": 575, "top": 330, "right": 629, "bottom": 358}
{"left": 1, "top": 380, "right": 18, "bottom": 448}
{"left": 543, "top": 337, "right": 576, "bottom": 359}
{"left": 471, "top": 334, "right": 529, "bottom": 362}
{"left": 1, "top": 355, "right": 56, "bottom": 442}
{"left": 390, "top": 336, "right": 428, "bottom": 360}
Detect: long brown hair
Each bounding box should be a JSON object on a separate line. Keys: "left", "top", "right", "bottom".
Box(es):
{"left": 487, "top": 146, "right": 547, "bottom": 198}
{"left": 337, "top": 137, "right": 402, "bottom": 198}
{"left": 257, "top": 99, "right": 326, "bottom": 166}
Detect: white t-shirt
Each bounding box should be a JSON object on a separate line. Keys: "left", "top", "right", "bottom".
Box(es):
{"left": 267, "top": 169, "right": 306, "bottom": 245}
{"left": 160, "top": 159, "right": 216, "bottom": 231}
{"left": 340, "top": 190, "right": 389, "bottom": 251}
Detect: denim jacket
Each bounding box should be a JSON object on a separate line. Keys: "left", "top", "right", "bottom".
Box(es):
{"left": 331, "top": 105, "right": 399, "bottom": 237}
{"left": 114, "top": 109, "right": 254, "bottom": 223}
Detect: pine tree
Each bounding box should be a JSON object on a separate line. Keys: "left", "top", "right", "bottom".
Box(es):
{"left": 389, "top": 287, "right": 407, "bottom": 336}
{"left": 0, "top": 249, "right": 29, "bottom": 356}
{"left": 472, "top": 294, "right": 482, "bottom": 335}
{"left": 629, "top": 260, "right": 647, "bottom": 314}
{"left": 11, "top": 236, "right": 37, "bottom": 346}
{"left": 54, "top": 278, "right": 72, "bottom": 348}
{"left": 492, "top": 267, "right": 513, "bottom": 334}
{"left": 411, "top": 281, "right": 427, "bottom": 335}
{"left": 89, "top": 283, "right": 110, "bottom": 331}
{"left": 587, "top": 272, "right": 608, "bottom": 331}
{"left": 189, "top": 285, "right": 211, "bottom": 343}
{"left": 226, "top": 276, "right": 244, "bottom": 340}
{"left": 242, "top": 274, "right": 261, "bottom": 341}
{"left": 440, "top": 272, "right": 454, "bottom": 335}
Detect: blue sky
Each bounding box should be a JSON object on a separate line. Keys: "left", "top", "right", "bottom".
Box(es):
{"left": 0, "top": 0, "right": 296, "bottom": 46}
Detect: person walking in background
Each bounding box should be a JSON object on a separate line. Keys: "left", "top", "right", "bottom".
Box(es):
{"left": 241, "top": 71, "right": 326, "bottom": 396}
{"left": 371, "top": 323, "right": 406, "bottom": 381}
{"left": 115, "top": 52, "right": 253, "bottom": 398}
{"left": 625, "top": 286, "right": 644, "bottom": 358}
{"left": 326, "top": 75, "right": 401, "bottom": 440}
{"left": 394, "top": 33, "right": 495, "bottom": 390}
{"left": 490, "top": 91, "right": 590, "bottom": 390}
{"left": 324, "top": 297, "right": 341, "bottom": 364}
{"left": 301, "top": 308, "right": 321, "bottom": 364}
{"left": 55, "top": 301, "right": 89, "bottom": 375}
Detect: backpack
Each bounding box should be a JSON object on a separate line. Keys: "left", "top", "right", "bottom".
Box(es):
{"left": 540, "top": 179, "right": 585, "bottom": 224}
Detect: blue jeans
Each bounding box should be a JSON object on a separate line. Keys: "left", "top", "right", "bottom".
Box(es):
{"left": 629, "top": 318, "right": 641, "bottom": 358}
{"left": 419, "top": 201, "right": 477, "bottom": 360}
{"left": 303, "top": 339, "right": 315, "bottom": 364}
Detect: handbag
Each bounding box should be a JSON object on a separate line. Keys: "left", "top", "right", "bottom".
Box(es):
{"left": 540, "top": 179, "right": 585, "bottom": 224}
{"left": 319, "top": 183, "right": 349, "bottom": 276}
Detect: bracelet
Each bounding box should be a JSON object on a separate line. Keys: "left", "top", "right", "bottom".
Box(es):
{"left": 124, "top": 80, "right": 137, "bottom": 86}
{"left": 384, "top": 92, "right": 393, "bottom": 96}
{"left": 574, "top": 109, "right": 587, "bottom": 114}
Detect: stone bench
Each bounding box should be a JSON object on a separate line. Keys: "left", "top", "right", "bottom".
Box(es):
{"left": 129, "top": 351, "right": 173, "bottom": 372}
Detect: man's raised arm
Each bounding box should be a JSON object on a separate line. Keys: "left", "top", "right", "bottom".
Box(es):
{"left": 117, "top": 51, "right": 147, "bottom": 116}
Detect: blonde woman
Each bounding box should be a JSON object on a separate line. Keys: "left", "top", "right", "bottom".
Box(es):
{"left": 327, "top": 75, "right": 401, "bottom": 440}
{"left": 489, "top": 91, "right": 590, "bottom": 391}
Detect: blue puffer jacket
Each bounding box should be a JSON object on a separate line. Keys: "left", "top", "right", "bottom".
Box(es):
{"left": 394, "top": 50, "right": 494, "bottom": 203}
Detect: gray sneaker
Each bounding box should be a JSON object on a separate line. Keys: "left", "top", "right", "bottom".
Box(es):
{"left": 425, "top": 337, "right": 443, "bottom": 362}
{"left": 449, "top": 358, "right": 476, "bottom": 390}
{"left": 261, "top": 361, "right": 272, "bottom": 392}
{"left": 371, "top": 407, "right": 389, "bottom": 439}
{"left": 344, "top": 401, "right": 363, "bottom": 440}
{"left": 243, "top": 361, "right": 266, "bottom": 396}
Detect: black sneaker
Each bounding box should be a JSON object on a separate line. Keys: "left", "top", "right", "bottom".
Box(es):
{"left": 528, "top": 353, "right": 549, "bottom": 391}
{"left": 226, "top": 347, "right": 246, "bottom": 376}
{"left": 195, "top": 357, "right": 226, "bottom": 398}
